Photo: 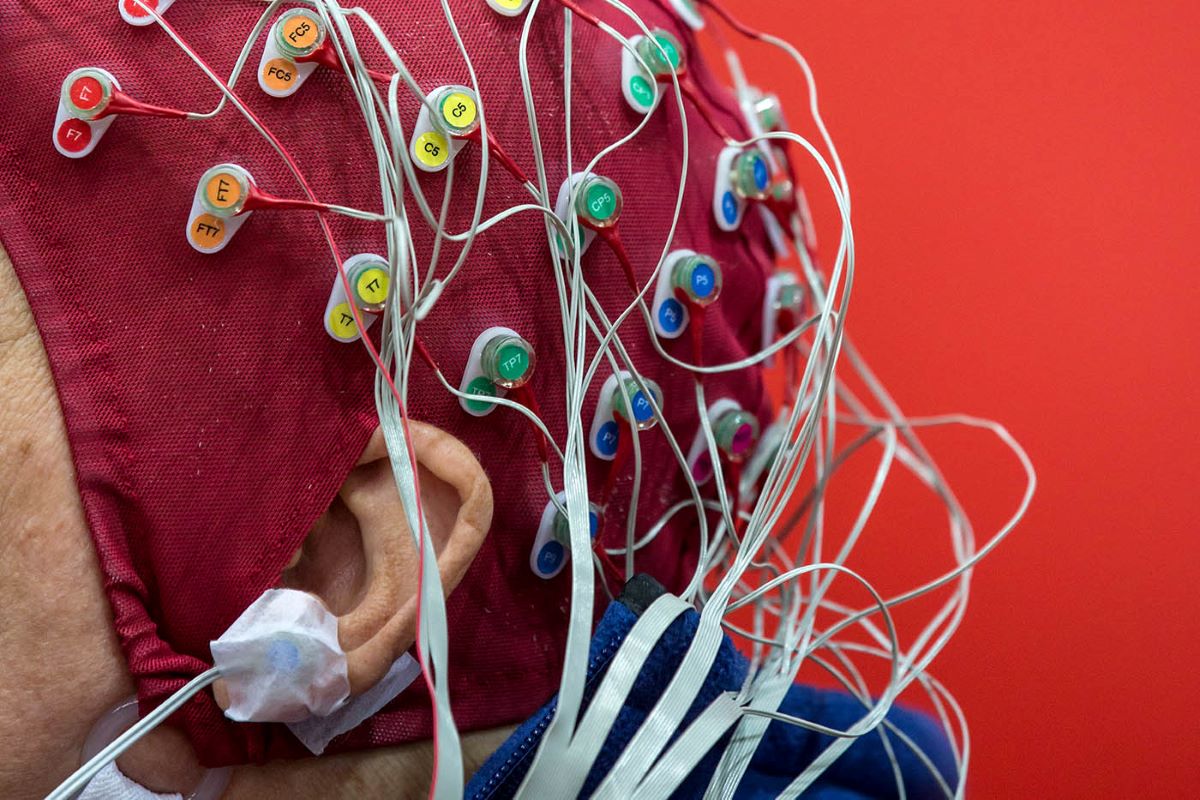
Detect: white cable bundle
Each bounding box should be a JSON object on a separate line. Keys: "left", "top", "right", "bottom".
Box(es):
{"left": 49, "top": 1, "right": 1035, "bottom": 798}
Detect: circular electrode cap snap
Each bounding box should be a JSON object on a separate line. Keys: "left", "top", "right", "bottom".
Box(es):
{"left": 198, "top": 164, "right": 253, "bottom": 217}
{"left": 347, "top": 258, "right": 391, "bottom": 313}
{"left": 575, "top": 175, "right": 623, "bottom": 230}
{"left": 714, "top": 408, "right": 760, "bottom": 461}
{"left": 754, "top": 92, "right": 784, "bottom": 131}
{"left": 552, "top": 502, "right": 601, "bottom": 545}
{"left": 62, "top": 68, "right": 114, "bottom": 121}
{"left": 637, "top": 29, "right": 685, "bottom": 78}
{"left": 775, "top": 282, "right": 804, "bottom": 313}
{"left": 732, "top": 150, "right": 771, "bottom": 201}
{"left": 275, "top": 8, "right": 325, "bottom": 58}
{"left": 612, "top": 378, "right": 662, "bottom": 431}
{"left": 770, "top": 176, "right": 795, "bottom": 204}
{"left": 435, "top": 86, "right": 480, "bottom": 137}
{"left": 481, "top": 333, "right": 535, "bottom": 389}
{"left": 672, "top": 254, "right": 723, "bottom": 307}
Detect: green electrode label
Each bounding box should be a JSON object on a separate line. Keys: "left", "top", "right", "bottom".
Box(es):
{"left": 586, "top": 182, "right": 617, "bottom": 223}
{"left": 465, "top": 376, "right": 498, "bottom": 413}
{"left": 630, "top": 74, "right": 654, "bottom": 108}
{"left": 654, "top": 34, "right": 681, "bottom": 70}
{"left": 495, "top": 342, "right": 530, "bottom": 383}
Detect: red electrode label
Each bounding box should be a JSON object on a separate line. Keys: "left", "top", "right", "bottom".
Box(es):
{"left": 122, "top": 0, "right": 159, "bottom": 18}
{"left": 56, "top": 118, "right": 92, "bottom": 153}
{"left": 70, "top": 77, "right": 104, "bottom": 111}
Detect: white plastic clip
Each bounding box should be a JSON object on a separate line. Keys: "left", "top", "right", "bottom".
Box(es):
{"left": 53, "top": 68, "right": 121, "bottom": 159}
{"left": 409, "top": 85, "right": 473, "bottom": 173}
{"left": 185, "top": 163, "right": 255, "bottom": 254}
{"left": 712, "top": 146, "right": 746, "bottom": 231}
{"left": 485, "top": 0, "right": 532, "bottom": 16}
{"left": 458, "top": 326, "right": 522, "bottom": 417}
{"left": 118, "top": 0, "right": 177, "bottom": 27}
{"left": 621, "top": 35, "right": 660, "bottom": 114}
{"left": 257, "top": 9, "right": 324, "bottom": 98}
{"left": 666, "top": 0, "right": 705, "bottom": 30}
{"left": 761, "top": 271, "right": 804, "bottom": 366}
{"left": 554, "top": 173, "right": 599, "bottom": 260}
{"left": 588, "top": 371, "right": 662, "bottom": 460}
{"left": 324, "top": 253, "right": 390, "bottom": 343}
{"left": 686, "top": 398, "right": 742, "bottom": 484}
{"left": 530, "top": 491, "right": 601, "bottom": 579}
{"left": 740, "top": 412, "right": 789, "bottom": 498}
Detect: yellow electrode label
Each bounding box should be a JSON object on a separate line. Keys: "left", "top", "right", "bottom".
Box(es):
{"left": 189, "top": 214, "right": 226, "bottom": 249}
{"left": 329, "top": 302, "right": 359, "bottom": 339}
{"left": 204, "top": 171, "right": 243, "bottom": 211}
{"left": 355, "top": 267, "right": 390, "bottom": 307}
{"left": 262, "top": 58, "right": 298, "bottom": 92}
{"left": 414, "top": 131, "right": 450, "bottom": 168}
{"left": 440, "top": 91, "right": 477, "bottom": 130}
{"left": 494, "top": 0, "right": 524, "bottom": 8}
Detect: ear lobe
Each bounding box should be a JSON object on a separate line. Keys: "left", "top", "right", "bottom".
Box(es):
{"left": 308, "top": 422, "right": 492, "bottom": 696}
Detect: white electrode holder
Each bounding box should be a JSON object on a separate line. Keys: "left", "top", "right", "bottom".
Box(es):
{"left": 730, "top": 83, "right": 792, "bottom": 256}
{"left": 52, "top": 68, "right": 120, "bottom": 159}
{"left": 740, "top": 411, "right": 789, "bottom": 499}
{"left": 257, "top": 18, "right": 321, "bottom": 99}
{"left": 553, "top": 173, "right": 599, "bottom": 261}
{"left": 409, "top": 86, "right": 469, "bottom": 173}
{"left": 118, "top": 0, "right": 177, "bottom": 26}
{"left": 666, "top": 0, "right": 705, "bottom": 30}
{"left": 761, "top": 271, "right": 804, "bottom": 367}
{"left": 185, "top": 164, "right": 254, "bottom": 254}
{"left": 324, "top": 253, "right": 387, "bottom": 344}
{"left": 458, "top": 326, "right": 520, "bottom": 417}
{"left": 712, "top": 146, "right": 747, "bottom": 231}
{"left": 588, "top": 371, "right": 662, "bottom": 460}
{"left": 485, "top": 0, "right": 532, "bottom": 16}
{"left": 652, "top": 249, "right": 695, "bottom": 339}
{"left": 530, "top": 490, "right": 600, "bottom": 579}
{"left": 620, "top": 35, "right": 660, "bottom": 114}
{"left": 686, "top": 397, "right": 741, "bottom": 484}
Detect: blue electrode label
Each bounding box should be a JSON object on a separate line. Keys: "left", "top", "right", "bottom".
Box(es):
{"left": 722, "top": 191, "right": 738, "bottom": 224}
{"left": 691, "top": 262, "right": 715, "bottom": 299}
{"left": 659, "top": 297, "right": 684, "bottom": 333}
{"left": 753, "top": 156, "right": 769, "bottom": 191}
{"left": 596, "top": 420, "right": 620, "bottom": 456}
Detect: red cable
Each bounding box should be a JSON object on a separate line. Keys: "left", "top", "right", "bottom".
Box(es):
{"left": 594, "top": 227, "right": 640, "bottom": 294}
{"left": 670, "top": 75, "right": 735, "bottom": 142}
{"left": 99, "top": 89, "right": 190, "bottom": 120}
{"left": 241, "top": 185, "right": 333, "bottom": 214}
{"left": 552, "top": 0, "right": 605, "bottom": 28}
{"left": 681, "top": 297, "right": 707, "bottom": 370}
{"left": 511, "top": 384, "right": 550, "bottom": 463}
{"left": 298, "top": 41, "right": 392, "bottom": 83}
{"left": 462, "top": 127, "right": 531, "bottom": 186}
{"left": 697, "top": 0, "right": 765, "bottom": 42}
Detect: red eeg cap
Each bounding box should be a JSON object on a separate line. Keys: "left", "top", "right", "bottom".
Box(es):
{"left": 0, "top": 0, "right": 774, "bottom": 765}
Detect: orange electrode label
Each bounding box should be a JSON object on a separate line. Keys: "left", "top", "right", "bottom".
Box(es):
{"left": 262, "top": 58, "right": 298, "bottom": 92}
{"left": 204, "top": 172, "right": 242, "bottom": 211}
{"left": 189, "top": 214, "right": 226, "bottom": 248}
{"left": 283, "top": 14, "right": 320, "bottom": 50}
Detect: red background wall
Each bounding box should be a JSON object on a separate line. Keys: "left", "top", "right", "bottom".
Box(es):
{"left": 12, "top": 1, "right": 1193, "bottom": 794}
{"left": 717, "top": 1, "right": 1199, "bottom": 797}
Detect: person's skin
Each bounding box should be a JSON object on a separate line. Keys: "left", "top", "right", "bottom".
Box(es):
{"left": 0, "top": 246, "right": 515, "bottom": 799}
